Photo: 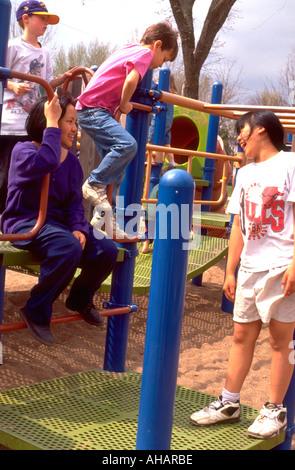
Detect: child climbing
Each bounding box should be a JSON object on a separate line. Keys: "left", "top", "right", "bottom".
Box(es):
{"left": 76, "top": 21, "right": 179, "bottom": 238}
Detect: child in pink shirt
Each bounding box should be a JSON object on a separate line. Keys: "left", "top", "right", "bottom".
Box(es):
{"left": 76, "top": 21, "right": 178, "bottom": 238}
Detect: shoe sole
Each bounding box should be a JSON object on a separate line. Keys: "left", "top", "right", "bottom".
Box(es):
{"left": 190, "top": 416, "right": 240, "bottom": 427}
{"left": 81, "top": 316, "right": 104, "bottom": 327}
{"left": 66, "top": 301, "right": 104, "bottom": 327}
{"left": 247, "top": 424, "right": 287, "bottom": 439}
{"left": 19, "top": 309, "right": 54, "bottom": 346}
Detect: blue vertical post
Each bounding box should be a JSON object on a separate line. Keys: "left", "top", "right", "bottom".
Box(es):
{"left": 221, "top": 144, "right": 243, "bottom": 314}
{"left": 136, "top": 169, "right": 194, "bottom": 450}
{"left": 153, "top": 67, "right": 170, "bottom": 147}
{"left": 192, "top": 81, "right": 223, "bottom": 286}
{"left": 274, "top": 331, "right": 295, "bottom": 450}
{"left": 201, "top": 81, "right": 223, "bottom": 211}
{"left": 0, "top": 265, "right": 5, "bottom": 364}
{"left": 0, "top": 0, "right": 11, "bottom": 129}
{"left": 103, "top": 70, "right": 153, "bottom": 372}
{"left": 0, "top": 0, "right": 11, "bottom": 363}
{"left": 148, "top": 67, "right": 171, "bottom": 195}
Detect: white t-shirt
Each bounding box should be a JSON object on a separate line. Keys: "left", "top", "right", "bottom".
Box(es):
{"left": 227, "top": 151, "right": 295, "bottom": 271}
{"left": 1, "top": 37, "right": 53, "bottom": 135}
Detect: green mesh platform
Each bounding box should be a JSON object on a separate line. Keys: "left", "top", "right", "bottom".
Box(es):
{"left": 1, "top": 236, "right": 228, "bottom": 295}
{"left": 100, "top": 236, "right": 228, "bottom": 294}
{"left": 0, "top": 370, "right": 284, "bottom": 450}
{"left": 199, "top": 212, "right": 231, "bottom": 228}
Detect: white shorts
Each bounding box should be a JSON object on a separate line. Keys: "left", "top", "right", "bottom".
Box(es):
{"left": 233, "top": 266, "right": 295, "bottom": 324}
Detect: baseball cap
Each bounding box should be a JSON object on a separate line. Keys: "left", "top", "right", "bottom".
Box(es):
{"left": 16, "top": 1, "right": 60, "bottom": 25}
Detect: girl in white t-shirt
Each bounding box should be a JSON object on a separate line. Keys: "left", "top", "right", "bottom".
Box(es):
{"left": 190, "top": 110, "right": 295, "bottom": 441}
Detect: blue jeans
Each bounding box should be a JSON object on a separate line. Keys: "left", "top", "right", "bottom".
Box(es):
{"left": 77, "top": 107, "right": 137, "bottom": 186}
{"left": 13, "top": 221, "right": 118, "bottom": 324}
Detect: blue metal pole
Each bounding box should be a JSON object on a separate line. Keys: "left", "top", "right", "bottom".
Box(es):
{"left": 0, "top": 0, "right": 11, "bottom": 131}
{"left": 148, "top": 67, "right": 170, "bottom": 195}
{"left": 0, "top": 0, "right": 11, "bottom": 360}
{"left": 153, "top": 67, "right": 170, "bottom": 147}
{"left": 136, "top": 169, "right": 194, "bottom": 450}
{"left": 274, "top": 330, "right": 295, "bottom": 450}
{"left": 192, "top": 82, "right": 223, "bottom": 286}
{"left": 221, "top": 144, "right": 243, "bottom": 314}
{"left": 201, "top": 81, "right": 223, "bottom": 211}
{"left": 0, "top": 0, "right": 10, "bottom": 65}
{"left": 103, "top": 70, "right": 153, "bottom": 372}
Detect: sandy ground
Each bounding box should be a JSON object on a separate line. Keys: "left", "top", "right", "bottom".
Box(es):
{"left": 0, "top": 258, "right": 293, "bottom": 450}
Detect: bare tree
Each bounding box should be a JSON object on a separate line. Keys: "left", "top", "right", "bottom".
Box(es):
{"left": 279, "top": 48, "right": 295, "bottom": 105}
{"left": 169, "top": 0, "right": 237, "bottom": 99}
{"left": 249, "top": 84, "right": 288, "bottom": 107}
{"left": 52, "top": 40, "right": 113, "bottom": 77}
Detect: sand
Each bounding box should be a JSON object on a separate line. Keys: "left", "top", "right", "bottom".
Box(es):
{"left": 0, "top": 258, "right": 292, "bottom": 450}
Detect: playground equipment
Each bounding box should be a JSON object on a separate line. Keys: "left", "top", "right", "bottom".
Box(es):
{"left": 1, "top": 0, "right": 295, "bottom": 449}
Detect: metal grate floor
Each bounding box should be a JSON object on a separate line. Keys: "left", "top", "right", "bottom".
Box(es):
{"left": 0, "top": 370, "right": 284, "bottom": 450}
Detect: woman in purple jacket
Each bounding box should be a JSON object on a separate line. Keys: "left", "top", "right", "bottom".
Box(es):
{"left": 1, "top": 93, "right": 118, "bottom": 346}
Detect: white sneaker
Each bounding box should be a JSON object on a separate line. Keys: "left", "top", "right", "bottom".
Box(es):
{"left": 247, "top": 402, "right": 287, "bottom": 439}
{"left": 91, "top": 204, "right": 127, "bottom": 239}
{"left": 82, "top": 180, "right": 108, "bottom": 206}
{"left": 190, "top": 396, "right": 240, "bottom": 426}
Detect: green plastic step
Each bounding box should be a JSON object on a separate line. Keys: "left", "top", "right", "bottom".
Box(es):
{"left": 0, "top": 370, "right": 284, "bottom": 450}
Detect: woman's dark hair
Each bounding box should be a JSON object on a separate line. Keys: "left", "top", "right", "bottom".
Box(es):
{"left": 25, "top": 92, "right": 76, "bottom": 143}
{"left": 236, "top": 110, "right": 286, "bottom": 151}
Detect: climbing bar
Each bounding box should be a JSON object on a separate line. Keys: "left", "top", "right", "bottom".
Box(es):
{"left": 146, "top": 143, "right": 243, "bottom": 163}
{"left": 142, "top": 143, "right": 241, "bottom": 206}
{"left": 155, "top": 90, "right": 237, "bottom": 120}
{"left": 154, "top": 89, "right": 295, "bottom": 132}
{"left": 234, "top": 112, "right": 295, "bottom": 118}
{"left": 0, "top": 68, "right": 54, "bottom": 101}
{"left": 0, "top": 68, "right": 55, "bottom": 242}
{"left": 62, "top": 66, "right": 94, "bottom": 93}
{"left": 142, "top": 144, "right": 242, "bottom": 205}
{"left": 0, "top": 306, "right": 132, "bottom": 333}
{"left": 0, "top": 170, "right": 50, "bottom": 241}
{"left": 114, "top": 102, "right": 153, "bottom": 122}
{"left": 206, "top": 104, "right": 295, "bottom": 133}
{"left": 131, "top": 102, "right": 154, "bottom": 113}
{"left": 142, "top": 151, "right": 228, "bottom": 207}
{"left": 205, "top": 103, "right": 295, "bottom": 113}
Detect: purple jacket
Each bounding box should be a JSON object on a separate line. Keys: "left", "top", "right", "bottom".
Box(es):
{"left": 1, "top": 127, "right": 89, "bottom": 236}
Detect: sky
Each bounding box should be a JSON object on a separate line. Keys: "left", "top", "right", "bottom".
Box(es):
{"left": 7, "top": 0, "right": 295, "bottom": 98}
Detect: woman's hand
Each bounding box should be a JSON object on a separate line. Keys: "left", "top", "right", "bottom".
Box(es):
{"left": 44, "top": 94, "right": 62, "bottom": 128}
{"left": 72, "top": 230, "right": 86, "bottom": 250}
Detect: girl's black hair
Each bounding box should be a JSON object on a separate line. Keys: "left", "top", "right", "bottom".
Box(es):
{"left": 236, "top": 110, "right": 286, "bottom": 151}
{"left": 25, "top": 92, "right": 76, "bottom": 143}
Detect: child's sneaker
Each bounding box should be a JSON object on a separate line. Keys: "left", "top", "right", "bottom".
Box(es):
{"left": 190, "top": 396, "right": 240, "bottom": 426}
{"left": 91, "top": 204, "right": 128, "bottom": 239}
{"left": 82, "top": 180, "right": 109, "bottom": 206}
{"left": 247, "top": 402, "right": 287, "bottom": 439}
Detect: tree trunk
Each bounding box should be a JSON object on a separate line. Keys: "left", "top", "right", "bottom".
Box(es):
{"left": 169, "top": 0, "right": 237, "bottom": 99}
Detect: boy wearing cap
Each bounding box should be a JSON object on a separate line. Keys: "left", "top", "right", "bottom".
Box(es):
{"left": 0, "top": 1, "right": 73, "bottom": 213}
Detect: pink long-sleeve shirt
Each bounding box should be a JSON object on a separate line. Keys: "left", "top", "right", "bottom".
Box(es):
{"left": 76, "top": 44, "right": 153, "bottom": 115}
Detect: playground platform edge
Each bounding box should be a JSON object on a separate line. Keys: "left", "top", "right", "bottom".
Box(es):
{"left": 0, "top": 370, "right": 284, "bottom": 451}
